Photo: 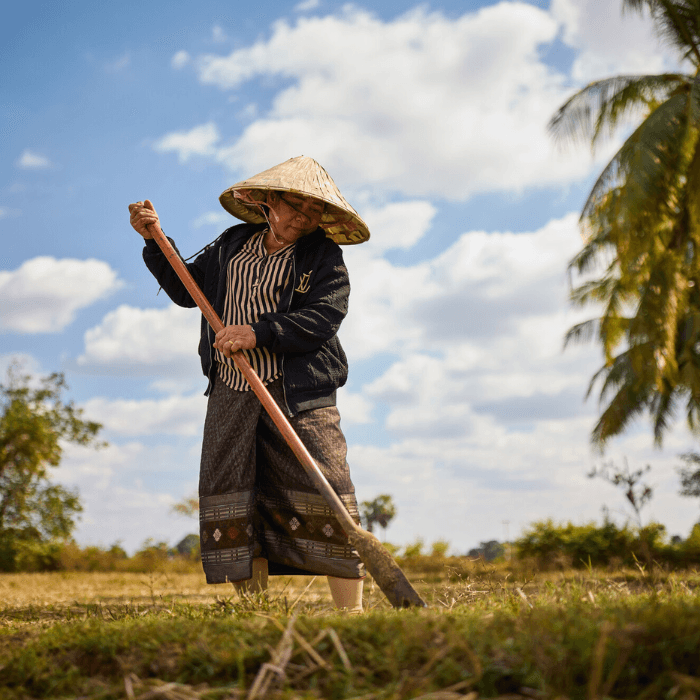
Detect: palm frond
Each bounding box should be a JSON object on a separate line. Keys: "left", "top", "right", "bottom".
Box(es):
{"left": 590, "top": 349, "right": 637, "bottom": 404}
{"left": 684, "top": 78, "right": 700, "bottom": 240}
{"left": 591, "top": 375, "right": 651, "bottom": 449}
{"left": 649, "top": 380, "right": 678, "bottom": 444}
{"left": 622, "top": 0, "right": 648, "bottom": 12}
{"left": 582, "top": 91, "right": 690, "bottom": 231}
{"left": 569, "top": 276, "right": 620, "bottom": 307}
{"left": 623, "top": 1, "right": 700, "bottom": 65}
{"left": 563, "top": 319, "right": 599, "bottom": 348}
{"left": 548, "top": 73, "right": 689, "bottom": 150}
{"left": 599, "top": 311, "right": 632, "bottom": 360}
{"left": 628, "top": 250, "right": 687, "bottom": 377}
{"left": 651, "top": 1, "right": 700, "bottom": 66}
{"left": 567, "top": 238, "right": 617, "bottom": 278}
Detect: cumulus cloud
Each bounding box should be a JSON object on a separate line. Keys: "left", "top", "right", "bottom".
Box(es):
{"left": 336, "top": 388, "right": 373, "bottom": 424}
{"left": 341, "top": 213, "right": 597, "bottom": 428}
{"left": 57, "top": 440, "right": 197, "bottom": 552}
{"left": 152, "top": 122, "right": 221, "bottom": 162}
{"left": 78, "top": 304, "right": 201, "bottom": 370}
{"left": 16, "top": 149, "right": 52, "bottom": 169}
{"left": 0, "top": 353, "right": 42, "bottom": 382}
{"left": 334, "top": 204, "right": 700, "bottom": 549}
{"left": 83, "top": 393, "right": 207, "bottom": 436}
{"left": 295, "top": 0, "right": 321, "bottom": 11}
{"left": 183, "top": 4, "right": 606, "bottom": 200}
{"left": 551, "top": 0, "right": 682, "bottom": 83}
{"left": 171, "top": 50, "right": 191, "bottom": 69}
{"left": 361, "top": 201, "right": 436, "bottom": 252}
{"left": 0, "top": 257, "right": 121, "bottom": 334}
{"left": 212, "top": 25, "right": 227, "bottom": 43}
{"left": 347, "top": 415, "right": 700, "bottom": 551}
{"left": 341, "top": 212, "right": 584, "bottom": 359}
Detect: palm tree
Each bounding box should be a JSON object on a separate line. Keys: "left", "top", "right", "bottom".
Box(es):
{"left": 360, "top": 494, "right": 397, "bottom": 537}
{"left": 550, "top": 0, "right": 700, "bottom": 449}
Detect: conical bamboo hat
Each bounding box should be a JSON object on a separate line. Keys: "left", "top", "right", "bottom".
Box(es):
{"left": 219, "top": 156, "right": 370, "bottom": 245}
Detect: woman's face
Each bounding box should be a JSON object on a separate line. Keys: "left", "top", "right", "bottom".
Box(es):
{"left": 267, "top": 191, "right": 325, "bottom": 244}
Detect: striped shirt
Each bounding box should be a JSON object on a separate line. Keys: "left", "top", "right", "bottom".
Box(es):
{"left": 216, "top": 229, "right": 295, "bottom": 391}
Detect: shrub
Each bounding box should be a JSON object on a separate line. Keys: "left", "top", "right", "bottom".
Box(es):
{"left": 515, "top": 519, "right": 637, "bottom": 568}
{"left": 430, "top": 540, "right": 450, "bottom": 557}
{"left": 402, "top": 539, "right": 424, "bottom": 558}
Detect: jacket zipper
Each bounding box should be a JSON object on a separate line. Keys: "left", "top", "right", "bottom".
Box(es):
{"left": 280, "top": 254, "right": 296, "bottom": 417}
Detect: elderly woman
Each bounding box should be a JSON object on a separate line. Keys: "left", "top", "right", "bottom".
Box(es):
{"left": 129, "top": 156, "right": 370, "bottom": 612}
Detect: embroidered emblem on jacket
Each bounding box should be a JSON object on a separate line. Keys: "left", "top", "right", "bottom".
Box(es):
{"left": 295, "top": 271, "right": 312, "bottom": 294}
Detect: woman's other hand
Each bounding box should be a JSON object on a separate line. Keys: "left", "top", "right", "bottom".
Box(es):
{"left": 128, "top": 199, "right": 160, "bottom": 239}
{"left": 214, "top": 325, "right": 257, "bottom": 357}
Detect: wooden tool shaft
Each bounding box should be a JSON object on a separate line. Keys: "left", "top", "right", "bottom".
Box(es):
{"left": 148, "top": 223, "right": 359, "bottom": 535}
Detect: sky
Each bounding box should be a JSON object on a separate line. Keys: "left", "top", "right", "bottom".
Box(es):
{"left": 3, "top": 0, "right": 699, "bottom": 555}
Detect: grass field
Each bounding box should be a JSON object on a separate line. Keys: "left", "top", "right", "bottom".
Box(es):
{"left": 2, "top": 559, "right": 700, "bottom": 699}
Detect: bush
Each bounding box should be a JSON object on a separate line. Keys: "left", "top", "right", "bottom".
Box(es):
{"left": 0, "top": 537, "right": 201, "bottom": 574}
{"left": 515, "top": 519, "right": 638, "bottom": 568}
{"left": 402, "top": 539, "right": 424, "bottom": 558}
{"left": 430, "top": 540, "right": 450, "bottom": 557}
{"left": 13, "top": 540, "right": 63, "bottom": 572}
{"left": 0, "top": 530, "right": 64, "bottom": 572}
{"left": 58, "top": 542, "right": 129, "bottom": 571}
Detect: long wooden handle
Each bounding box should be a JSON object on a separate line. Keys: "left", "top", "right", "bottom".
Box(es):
{"left": 147, "top": 223, "right": 359, "bottom": 535}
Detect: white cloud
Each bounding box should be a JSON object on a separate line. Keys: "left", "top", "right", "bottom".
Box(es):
{"left": 361, "top": 201, "right": 436, "bottom": 252}
{"left": 192, "top": 211, "right": 231, "bottom": 228}
{"left": 551, "top": 0, "right": 682, "bottom": 83}
{"left": 347, "top": 416, "right": 700, "bottom": 551}
{"left": 57, "top": 206, "right": 700, "bottom": 553}
{"left": 171, "top": 50, "right": 191, "bottom": 69}
{"left": 336, "top": 388, "right": 373, "bottom": 424}
{"left": 212, "top": 25, "right": 227, "bottom": 43}
{"left": 83, "top": 393, "right": 207, "bottom": 436}
{"left": 78, "top": 304, "right": 201, "bottom": 369}
{"left": 16, "top": 149, "right": 52, "bottom": 169}
{"left": 341, "top": 211, "right": 584, "bottom": 360}
{"left": 295, "top": 0, "right": 320, "bottom": 11}
{"left": 57, "top": 440, "right": 197, "bottom": 552}
{"left": 152, "top": 122, "right": 221, "bottom": 162}
{"left": 0, "top": 257, "right": 121, "bottom": 334}
{"left": 187, "top": 4, "right": 604, "bottom": 199}
{"left": 0, "top": 353, "right": 42, "bottom": 382}
{"left": 335, "top": 207, "right": 700, "bottom": 550}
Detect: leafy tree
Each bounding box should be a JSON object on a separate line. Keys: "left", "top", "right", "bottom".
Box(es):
{"left": 360, "top": 494, "right": 396, "bottom": 536}
{"left": 550, "top": 0, "right": 700, "bottom": 448}
{"left": 0, "top": 365, "right": 104, "bottom": 569}
{"left": 175, "top": 533, "right": 200, "bottom": 557}
{"left": 171, "top": 493, "right": 199, "bottom": 518}
{"left": 468, "top": 540, "right": 505, "bottom": 562}
{"left": 677, "top": 451, "right": 700, "bottom": 496}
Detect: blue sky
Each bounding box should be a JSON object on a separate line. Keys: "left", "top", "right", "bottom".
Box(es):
{"left": 3, "top": 0, "right": 699, "bottom": 554}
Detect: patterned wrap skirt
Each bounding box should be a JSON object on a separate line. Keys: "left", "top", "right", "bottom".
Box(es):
{"left": 199, "top": 376, "right": 365, "bottom": 583}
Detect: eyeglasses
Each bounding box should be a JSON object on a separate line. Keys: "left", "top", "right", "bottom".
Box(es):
{"left": 278, "top": 193, "right": 324, "bottom": 219}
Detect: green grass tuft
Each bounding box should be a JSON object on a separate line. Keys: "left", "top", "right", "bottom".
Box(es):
{"left": 2, "top": 565, "right": 700, "bottom": 698}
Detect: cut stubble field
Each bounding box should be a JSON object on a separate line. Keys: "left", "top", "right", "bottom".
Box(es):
{"left": 2, "top": 560, "right": 700, "bottom": 699}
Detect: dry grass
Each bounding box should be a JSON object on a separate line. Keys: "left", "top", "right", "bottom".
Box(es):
{"left": 2, "top": 561, "right": 700, "bottom": 699}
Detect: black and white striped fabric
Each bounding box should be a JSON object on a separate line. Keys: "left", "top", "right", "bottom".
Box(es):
{"left": 216, "top": 229, "right": 294, "bottom": 391}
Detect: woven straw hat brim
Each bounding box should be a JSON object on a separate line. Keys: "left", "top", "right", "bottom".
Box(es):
{"left": 219, "top": 156, "right": 370, "bottom": 245}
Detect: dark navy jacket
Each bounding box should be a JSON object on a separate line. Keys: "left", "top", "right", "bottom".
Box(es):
{"left": 142, "top": 222, "right": 350, "bottom": 417}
